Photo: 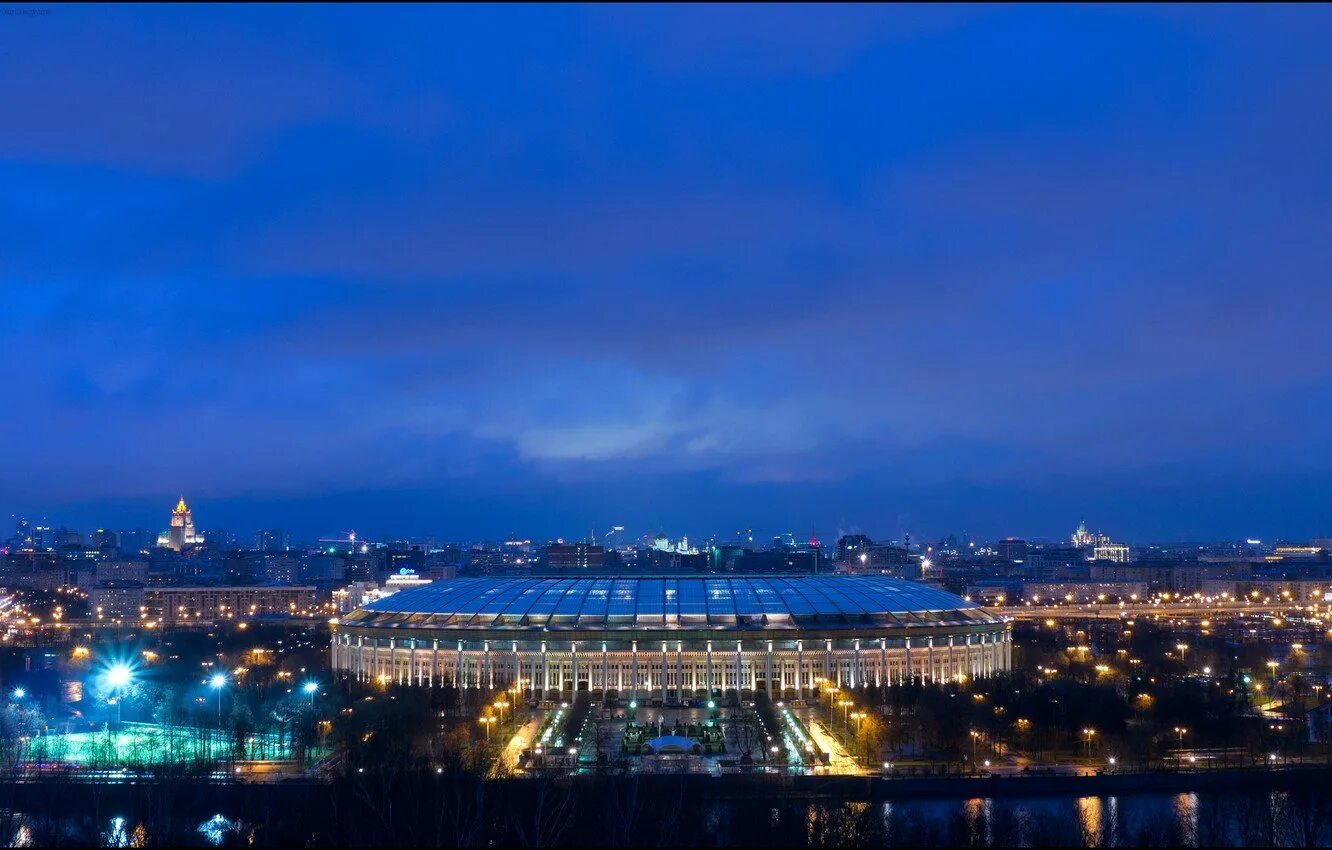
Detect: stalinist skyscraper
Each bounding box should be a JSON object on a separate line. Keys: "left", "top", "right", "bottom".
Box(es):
{"left": 158, "top": 496, "right": 203, "bottom": 551}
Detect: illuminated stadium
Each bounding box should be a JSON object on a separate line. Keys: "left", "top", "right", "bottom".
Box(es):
{"left": 331, "top": 576, "right": 1010, "bottom": 699}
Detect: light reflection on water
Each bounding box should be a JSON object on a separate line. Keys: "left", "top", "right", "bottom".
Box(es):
{"left": 1173, "top": 792, "right": 1199, "bottom": 848}
{"left": 0, "top": 787, "right": 1328, "bottom": 846}
{"left": 963, "top": 797, "right": 993, "bottom": 846}
{"left": 197, "top": 813, "right": 238, "bottom": 847}
{"left": 864, "top": 789, "right": 1309, "bottom": 848}
{"left": 0, "top": 812, "right": 247, "bottom": 848}
{"left": 1076, "top": 796, "right": 1103, "bottom": 846}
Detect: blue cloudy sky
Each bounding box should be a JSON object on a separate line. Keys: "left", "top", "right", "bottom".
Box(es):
{"left": 4, "top": 5, "right": 1331, "bottom": 542}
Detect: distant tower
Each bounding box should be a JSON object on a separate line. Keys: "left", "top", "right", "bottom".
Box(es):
{"left": 1071, "top": 520, "right": 1095, "bottom": 548}
{"left": 159, "top": 496, "right": 203, "bottom": 551}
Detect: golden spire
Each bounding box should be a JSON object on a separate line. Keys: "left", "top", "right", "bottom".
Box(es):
{"left": 175, "top": 496, "right": 189, "bottom": 514}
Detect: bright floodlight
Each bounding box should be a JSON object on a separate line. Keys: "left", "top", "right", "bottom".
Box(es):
{"left": 209, "top": 673, "right": 227, "bottom": 689}
{"left": 302, "top": 681, "right": 319, "bottom": 695}
{"left": 12, "top": 688, "right": 25, "bottom": 699}
{"left": 106, "top": 664, "right": 133, "bottom": 689}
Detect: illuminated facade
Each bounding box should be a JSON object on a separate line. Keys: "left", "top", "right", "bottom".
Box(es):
{"left": 158, "top": 496, "right": 203, "bottom": 551}
{"left": 331, "top": 576, "right": 1011, "bottom": 697}
{"left": 146, "top": 585, "right": 318, "bottom": 623}
{"left": 1071, "top": 520, "right": 1095, "bottom": 548}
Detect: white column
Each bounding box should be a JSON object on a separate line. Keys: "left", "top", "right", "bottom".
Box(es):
{"left": 676, "top": 641, "right": 684, "bottom": 699}
{"left": 631, "top": 641, "right": 639, "bottom": 701}
{"left": 853, "top": 639, "right": 861, "bottom": 689}
{"left": 796, "top": 640, "right": 805, "bottom": 699}
{"left": 662, "top": 642, "right": 669, "bottom": 703}
{"left": 904, "top": 637, "right": 913, "bottom": 682}
{"left": 541, "top": 641, "right": 549, "bottom": 697}
{"left": 735, "top": 641, "right": 744, "bottom": 694}
{"left": 705, "top": 641, "right": 714, "bottom": 695}
{"left": 766, "top": 641, "right": 774, "bottom": 696}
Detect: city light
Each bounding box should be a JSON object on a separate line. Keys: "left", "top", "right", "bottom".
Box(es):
{"left": 105, "top": 664, "right": 133, "bottom": 690}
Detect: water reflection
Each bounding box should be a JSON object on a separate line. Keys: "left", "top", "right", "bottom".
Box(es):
{"left": 1077, "top": 796, "right": 1103, "bottom": 846}
{"left": 104, "top": 816, "right": 129, "bottom": 848}
{"left": 0, "top": 785, "right": 1326, "bottom": 846}
{"left": 1173, "top": 792, "right": 1198, "bottom": 847}
{"left": 963, "top": 797, "right": 992, "bottom": 846}
{"left": 197, "top": 813, "right": 237, "bottom": 847}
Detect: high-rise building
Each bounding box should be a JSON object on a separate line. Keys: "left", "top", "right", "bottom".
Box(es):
{"left": 835, "top": 534, "right": 874, "bottom": 567}
{"left": 544, "top": 542, "right": 605, "bottom": 570}
{"left": 255, "top": 528, "right": 289, "bottom": 552}
{"left": 157, "top": 497, "right": 203, "bottom": 551}
{"left": 997, "top": 538, "right": 1030, "bottom": 562}
{"left": 1071, "top": 520, "right": 1095, "bottom": 548}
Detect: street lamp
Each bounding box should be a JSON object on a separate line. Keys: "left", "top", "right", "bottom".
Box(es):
{"left": 837, "top": 699, "right": 853, "bottom": 729}
{"left": 479, "top": 715, "right": 496, "bottom": 741}
{"left": 210, "top": 673, "right": 227, "bottom": 723}
{"left": 494, "top": 698, "right": 509, "bottom": 727}
{"left": 104, "top": 663, "right": 134, "bottom": 725}
{"left": 302, "top": 680, "right": 319, "bottom": 707}
{"left": 1174, "top": 726, "right": 1188, "bottom": 753}
{"left": 1082, "top": 728, "right": 1096, "bottom": 759}
{"left": 11, "top": 688, "right": 25, "bottom": 700}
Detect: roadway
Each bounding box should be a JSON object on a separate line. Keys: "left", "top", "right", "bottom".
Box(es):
{"left": 997, "top": 602, "right": 1311, "bottom": 620}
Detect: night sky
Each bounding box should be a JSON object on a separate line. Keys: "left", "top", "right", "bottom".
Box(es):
{"left": 5, "top": 5, "right": 1332, "bottom": 543}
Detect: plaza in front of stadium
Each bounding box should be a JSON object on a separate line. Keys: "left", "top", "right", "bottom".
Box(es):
{"left": 331, "top": 575, "right": 1011, "bottom": 775}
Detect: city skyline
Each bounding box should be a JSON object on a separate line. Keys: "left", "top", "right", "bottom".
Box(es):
{"left": 6, "top": 6, "right": 1332, "bottom": 541}
{"left": 4, "top": 495, "right": 1322, "bottom": 550}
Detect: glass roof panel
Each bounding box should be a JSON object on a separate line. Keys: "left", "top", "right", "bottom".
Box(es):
{"left": 608, "top": 580, "right": 637, "bottom": 618}
{"left": 678, "top": 579, "right": 708, "bottom": 619}
{"left": 496, "top": 579, "right": 553, "bottom": 622}
{"left": 729, "top": 579, "right": 761, "bottom": 617}
{"left": 577, "top": 578, "right": 613, "bottom": 624}
{"left": 554, "top": 582, "right": 588, "bottom": 617}
{"left": 810, "top": 577, "right": 872, "bottom": 615}
{"left": 636, "top": 579, "right": 665, "bottom": 624}
{"left": 768, "top": 577, "right": 818, "bottom": 616}
{"left": 351, "top": 575, "right": 995, "bottom": 629}
{"left": 787, "top": 577, "right": 846, "bottom": 616}
{"left": 526, "top": 579, "right": 576, "bottom": 625}
{"left": 704, "top": 579, "right": 736, "bottom": 622}
{"left": 748, "top": 578, "right": 793, "bottom": 616}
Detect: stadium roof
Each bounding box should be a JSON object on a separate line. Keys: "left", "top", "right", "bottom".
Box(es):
{"left": 341, "top": 575, "right": 1002, "bottom": 631}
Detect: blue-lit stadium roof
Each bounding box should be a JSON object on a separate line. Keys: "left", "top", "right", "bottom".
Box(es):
{"left": 342, "top": 576, "right": 1001, "bottom": 631}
